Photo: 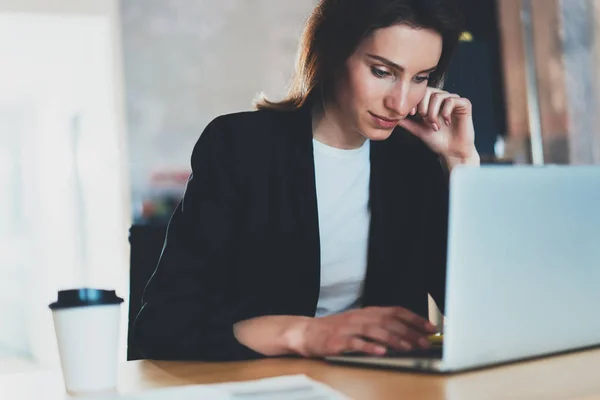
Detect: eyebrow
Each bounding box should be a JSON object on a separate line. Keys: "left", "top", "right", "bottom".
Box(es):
{"left": 366, "top": 54, "right": 437, "bottom": 74}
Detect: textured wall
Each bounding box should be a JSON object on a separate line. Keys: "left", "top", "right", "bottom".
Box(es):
{"left": 559, "top": 0, "right": 599, "bottom": 164}
{"left": 120, "top": 0, "right": 317, "bottom": 208}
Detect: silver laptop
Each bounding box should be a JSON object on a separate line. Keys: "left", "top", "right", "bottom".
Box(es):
{"left": 326, "top": 165, "right": 600, "bottom": 373}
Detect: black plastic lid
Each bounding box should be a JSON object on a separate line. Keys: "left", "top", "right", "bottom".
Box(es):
{"left": 49, "top": 288, "right": 124, "bottom": 310}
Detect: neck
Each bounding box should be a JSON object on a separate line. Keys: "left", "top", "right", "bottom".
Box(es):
{"left": 311, "top": 101, "right": 366, "bottom": 149}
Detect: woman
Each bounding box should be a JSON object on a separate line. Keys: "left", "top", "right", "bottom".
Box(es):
{"left": 134, "top": 0, "right": 479, "bottom": 361}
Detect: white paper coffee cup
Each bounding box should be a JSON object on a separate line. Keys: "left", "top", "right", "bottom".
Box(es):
{"left": 49, "top": 288, "right": 124, "bottom": 395}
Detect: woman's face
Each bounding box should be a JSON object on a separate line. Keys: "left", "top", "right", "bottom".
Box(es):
{"left": 332, "top": 24, "right": 443, "bottom": 141}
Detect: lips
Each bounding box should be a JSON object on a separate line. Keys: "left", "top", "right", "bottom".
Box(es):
{"left": 369, "top": 112, "right": 400, "bottom": 129}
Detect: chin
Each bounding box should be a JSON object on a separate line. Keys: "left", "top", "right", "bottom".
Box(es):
{"left": 360, "top": 125, "right": 395, "bottom": 141}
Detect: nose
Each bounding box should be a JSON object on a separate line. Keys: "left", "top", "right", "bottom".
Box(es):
{"left": 383, "top": 81, "right": 411, "bottom": 117}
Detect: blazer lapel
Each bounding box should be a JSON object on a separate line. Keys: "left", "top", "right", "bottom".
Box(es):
{"left": 287, "top": 106, "right": 321, "bottom": 312}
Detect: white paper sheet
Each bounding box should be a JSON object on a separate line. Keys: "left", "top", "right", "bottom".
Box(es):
{"left": 209, "top": 374, "right": 350, "bottom": 400}
{"left": 80, "top": 374, "right": 350, "bottom": 400}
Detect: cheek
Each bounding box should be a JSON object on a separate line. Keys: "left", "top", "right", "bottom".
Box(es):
{"left": 407, "top": 85, "right": 429, "bottom": 108}
{"left": 339, "top": 64, "right": 385, "bottom": 110}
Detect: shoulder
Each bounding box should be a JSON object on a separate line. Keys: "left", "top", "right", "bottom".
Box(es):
{"left": 198, "top": 109, "right": 300, "bottom": 151}
{"left": 209, "top": 109, "right": 296, "bottom": 137}
{"left": 191, "top": 108, "right": 306, "bottom": 173}
{"left": 211, "top": 109, "right": 279, "bottom": 128}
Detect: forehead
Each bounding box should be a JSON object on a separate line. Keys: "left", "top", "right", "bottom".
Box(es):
{"left": 356, "top": 24, "right": 443, "bottom": 72}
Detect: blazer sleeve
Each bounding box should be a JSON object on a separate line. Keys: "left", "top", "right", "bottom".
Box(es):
{"left": 133, "top": 116, "right": 264, "bottom": 361}
{"left": 426, "top": 159, "right": 450, "bottom": 315}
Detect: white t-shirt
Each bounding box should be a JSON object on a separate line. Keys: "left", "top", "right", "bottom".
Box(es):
{"left": 313, "top": 138, "right": 371, "bottom": 318}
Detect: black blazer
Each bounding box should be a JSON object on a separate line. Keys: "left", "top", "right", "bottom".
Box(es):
{"left": 133, "top": 106, "right": 449, "bottom": 361}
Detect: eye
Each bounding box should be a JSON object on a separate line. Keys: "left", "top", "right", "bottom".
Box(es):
{"left": 414, "top": 75, "right": 430, "bottom": 84}
{"left": 371, "top": 66, "right": 391, "bottom": 79}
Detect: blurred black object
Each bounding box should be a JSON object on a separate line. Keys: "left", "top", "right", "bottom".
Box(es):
{"left": 134, "top": 195, "right": 181, "bottom": 225}
{"left": 133, "top": 170, "right": 189, "bottom": 225}
{"left": 444, "top": 0, "right": 507, "bottom": 158}
{"left": 127, "top": 224, "right": 167, "bottom": 360}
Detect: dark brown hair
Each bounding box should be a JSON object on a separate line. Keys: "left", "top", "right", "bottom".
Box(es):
{"left": 255, "top": 0, "right": 463, "bottom": 111}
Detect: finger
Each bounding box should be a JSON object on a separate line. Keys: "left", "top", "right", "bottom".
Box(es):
{"left": 417, "top": 89, "right": 433, "bottom": 119}
{"left": 398, "top": 313, "right": 438, "bottom": 337}
{"left": 358, "top": 324, "right": 412, "bottom": 351}
{"left": 427, "top": 92, "right": 455, "bottom": 129}
{"left": 383, "top": 307, "right": 438, "bottom": 334}
{"left": 347, "top": 337, "right": 387, "bottom": 356}
{"left": 325, "top": 334, "right": 386, "bottom": 356}
{"left": 440, "top": 95, "right": 462, "bottom": 126}
{"left": 354, "top": 308, "right": 432, "bottom": 349}
{"left": 379, "top": 317, "right": 432, "bottom": 349}
{"left": 410, "top": 107, "right": 417, "bottom": 116}
{"left": 397, "top": 117, "right": 428, "bottom": 137}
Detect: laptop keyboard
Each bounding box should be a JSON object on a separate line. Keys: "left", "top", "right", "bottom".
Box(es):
{"left": 383, "top": 346, "right": 443, "bottom": 358}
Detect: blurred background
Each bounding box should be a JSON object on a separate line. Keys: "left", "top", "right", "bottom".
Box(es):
{"left": 0, "top": 0, "right": 599, "bottom": 373}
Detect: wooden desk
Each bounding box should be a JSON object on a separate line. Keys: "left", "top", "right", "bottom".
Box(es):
{"left": 3, "top": 349, "right": 600, "bottom": 400}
